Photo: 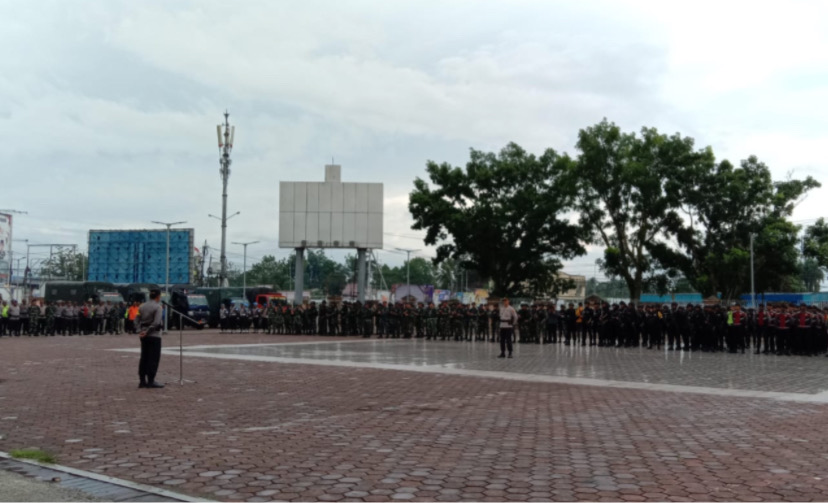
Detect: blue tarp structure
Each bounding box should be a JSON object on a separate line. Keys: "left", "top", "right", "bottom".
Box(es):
{"left": 87, "top": 229, "right": 194, "bottom": 284}
{"left": 739, "top": 292, "right": 828, "bottom": 306}
{"left": 639, "top": 293, "right": 704, "bottom": 304}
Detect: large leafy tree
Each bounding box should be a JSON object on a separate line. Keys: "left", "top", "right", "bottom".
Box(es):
{"left": 40, "top": 249, "right": 88, "bottom": 281}
{"left": 409, "top": 142, "right": 585, "bottom": 297}
{"left": 656, "top": 156, "right": 819, "bottom": 299}
{"left": 400, "top": 257, "right": 436, "bottom": 286}
{"left": 232, "top": 250, "right": 348, "bottom": 294}
{"left": 369, "top": 257, "right": 435, "bottom": 289}
{"left": 575, "top": 119, "right": 713, "bottom": 301}
{"left": 804, "top": 218, "right": 828, "bottom": 269}
{"left": 231, "top": 255, "right": 290, "bottom": 289}
{"left": 800, "top": 258, "right": 824, "bottom": 293}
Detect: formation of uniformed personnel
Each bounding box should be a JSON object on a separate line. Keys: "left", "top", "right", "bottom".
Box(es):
{"left": 0, "top": 299, "right": 132, "bottom": 337}
{"left": 6, "top": 294, "right": 827, "bottom": 359}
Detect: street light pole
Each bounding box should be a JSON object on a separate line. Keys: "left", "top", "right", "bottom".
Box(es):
{"left": 232, "top": 240, "right": 259, "bottom": 302}
{"left": 750, "top": 232, "right": 756, "bottom": 308}
{"left": 395, "top": 248, "right": 420, "bottom": 303}
{"left": 216, "top": 111, "right": 236, "bottom": 288}
{"left": 152, "top": 220, "right": 187, "bottom": 333}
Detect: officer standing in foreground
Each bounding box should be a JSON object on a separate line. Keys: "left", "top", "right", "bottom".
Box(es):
{"left": 498, "top": 298, "right": 519, "bottom": 358}
{"left": 137, "top": 289, "right": 165, "bottom": 389}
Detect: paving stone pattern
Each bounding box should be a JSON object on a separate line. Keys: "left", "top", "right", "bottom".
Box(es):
{"left": 190, "top": 338, "right": 828, "bottom": 394}
{"left": 2, "top": 331, "right": 828, "bottom": 501}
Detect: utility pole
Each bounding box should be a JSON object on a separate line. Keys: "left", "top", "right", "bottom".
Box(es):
{"left": 0, "top": 210, "right": 26, "bottom": 286}
{"left": 27, "top": 244, "right": 76, "bottom": 280}
{"left": 395, "top": 248, "right": 420, "bottom": 303}
{"left": 13, "top": 239, "right": 28, "bottom": 300}
{"left": 232, "top": 240, "right": 259, "bottom": 302}
{"left": 200, "top": 241, "right": 209, "bottom": 287}
{"left": 216, "top": 111, "right": 236, "bottom": 288}
{"left": 152, "top": 220, "right": 187, "bottom": 333}
{"left": 750, "top": 232, "right": 756, "bottom": 309}
{"left": 209, "top": 212, "right": 239, "bottom": 276}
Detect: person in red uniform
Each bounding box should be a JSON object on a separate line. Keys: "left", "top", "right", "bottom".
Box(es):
{"left": 794, "top": 304, "right": 811, "bottom": 356}
{"left": 726, "top": 304, "right": 746, "bottom": 353}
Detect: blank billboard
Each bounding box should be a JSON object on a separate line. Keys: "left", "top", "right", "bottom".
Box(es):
{"left": 279, "top": 181, "right": 383, "bottom": 249}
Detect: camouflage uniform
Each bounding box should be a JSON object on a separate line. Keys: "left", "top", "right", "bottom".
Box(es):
{"left": 29, "top": 304, "right": 41, "bottom": 336}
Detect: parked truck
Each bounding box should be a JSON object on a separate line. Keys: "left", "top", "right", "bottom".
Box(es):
{"left": 44, "top": 281, "right": 124, "bottom": 304}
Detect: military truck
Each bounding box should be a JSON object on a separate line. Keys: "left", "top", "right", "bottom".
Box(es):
{"left": 116, "top": 283, "right": 161, "bottom": 304}
{"left": 44, "top": 281, "right": 124, "bottom": 304}
{"left": 166, "top": 286, "right": 207, "bottom": 330}
{"left": 193, "top": 286, "right": 277, "bottom": 327}
{"left": 193, "top": 287, "right": 243, "bottom": 328}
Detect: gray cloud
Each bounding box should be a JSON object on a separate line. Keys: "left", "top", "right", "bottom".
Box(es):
{"left": 1, "top": 0, "right": 825, "bottom": 278}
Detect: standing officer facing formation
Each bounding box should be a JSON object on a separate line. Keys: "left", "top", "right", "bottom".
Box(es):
{"left": 498, "top": 298, "right": 518, "bottom": 358}
{"left": 137, "top": 289, "right": 165, "bottom": 389}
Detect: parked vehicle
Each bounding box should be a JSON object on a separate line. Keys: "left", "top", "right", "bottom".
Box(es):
{"left": 115, "top": 283, "right": 160, "bottom": 304}
{"left": 193, "top": 287, "right": 243, "bottom": 328}
{"left": 165, "top": 286, "right": 206, "bottom": 330}
{"left": 44, "top": 281, "right": 124, "bottom": 304}
{"left": 255, "top": 292, "right": 288, "bottom": 308}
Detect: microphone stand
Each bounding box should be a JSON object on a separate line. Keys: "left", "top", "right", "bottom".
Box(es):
{"left": 162, "top": 301, "right": 202, "bottom": 386}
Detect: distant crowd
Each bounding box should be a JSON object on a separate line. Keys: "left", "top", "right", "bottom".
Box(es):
{"left": 0, "top": 299, "right": 140, "bottom": 336}
{"left": 4, "top": 298, "right": 827, "bottom": 357}
{"left": 219, "top": 299, "right": 828, "bottom": 357}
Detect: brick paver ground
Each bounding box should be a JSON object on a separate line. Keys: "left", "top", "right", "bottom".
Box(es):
{"left": 2, "top": 331, "right": 828, "bottom": 501}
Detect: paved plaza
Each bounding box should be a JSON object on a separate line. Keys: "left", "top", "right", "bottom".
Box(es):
{"left": 2, "top": 331, "right": 828, "bottom": 501}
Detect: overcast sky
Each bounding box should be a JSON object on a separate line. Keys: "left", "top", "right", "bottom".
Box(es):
{"left": 2, "top": 0, "right": 827, "bottom": 279}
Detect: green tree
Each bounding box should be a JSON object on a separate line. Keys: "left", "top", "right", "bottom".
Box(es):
{"left": 656, "top": 156, "right": 819, "bottom": 299}
{"left": 574, "top": 119, "right": 713, "bottom": 302}
{"left": 40, "top": 249, "right": 88, "bottom": 281}
{"left": 800, "top": 257, "right": 825, "bottom": 292}
{"left": 305, "top": 250, "right": 348, "bottom": 293}
{"left": 401, "top": 257, "right": 435, "bottom": 286}
{"left": 233, "top": 251, "right": 349, "bottom": 295}
{"left": 804, "top": 218, "right": 828, "bottom": 269}
{"left": 231, "top": 255, "right": 290, "bottom": 289}
{"left": 409, "top": 142, "right": 585, "bottom": 297}
{"left": 434, "top": 258, "right": 458, "bottom": 290}
{"left": 592, "top": 278, "right": 631, "bottom": 299}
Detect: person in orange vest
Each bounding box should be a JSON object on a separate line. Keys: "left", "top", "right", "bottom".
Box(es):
{"left": 574, "top": 302, "right": 584, "bottom": 346}
{"left": 127, "top": 301, "right": 140, "bottom": 334}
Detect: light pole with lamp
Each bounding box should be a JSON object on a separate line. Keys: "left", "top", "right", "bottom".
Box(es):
{"left": 152, "top": 220, "right": 187, "bottom": 333}
{"left": 232, "top": 240, "right": 259, "bottom": 302}
{"left": 395, "top": 248, "right": 420, "bottom": 303}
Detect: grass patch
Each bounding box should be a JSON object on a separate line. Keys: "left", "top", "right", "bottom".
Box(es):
{"left": 10, "top": 448, "right": 56, "bottom": 464}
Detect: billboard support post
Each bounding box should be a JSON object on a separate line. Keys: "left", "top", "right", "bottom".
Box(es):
{"left": 357, "top": 248, "right": 367, "bottom": 303}
{"left": 294, "top": 248, "right": 305, "bottom": 306}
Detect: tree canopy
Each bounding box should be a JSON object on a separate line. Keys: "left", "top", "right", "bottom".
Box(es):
{"left": 229, "top": 250, "right": 348, "bottom": 295}
{"left": 804, "top": 218, "right": 828, "bottom": 270}
{"left": 574, "top": 119, "right": 712, "bottom": 301}
{"left": 408, "top": 119, "right": 822, "bottom": 300}
{"left": 40, "top": 249, "right": 87, "bottom": 281}
{"left": 409, "top": 142, "right": 586, "bottom": 297}
{"left": 656, "top": 156, "right": 819, "bottom": 299}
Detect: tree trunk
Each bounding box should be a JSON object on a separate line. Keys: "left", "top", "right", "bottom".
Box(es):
{"left": 627, "top": 280, "right": 641, "bottom": 303}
